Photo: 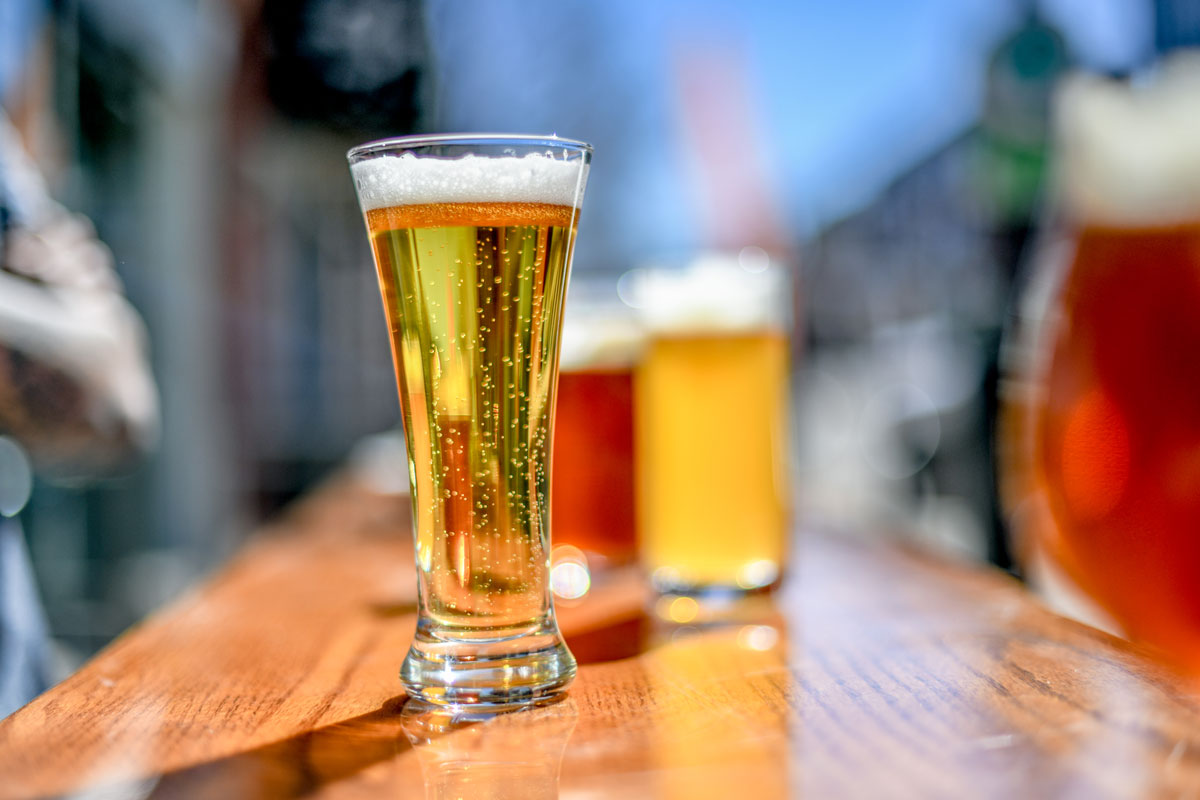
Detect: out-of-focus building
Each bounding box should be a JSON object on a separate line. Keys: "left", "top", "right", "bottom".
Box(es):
{"left": 798, "top": 11, "right": 1070, "bottom": 565}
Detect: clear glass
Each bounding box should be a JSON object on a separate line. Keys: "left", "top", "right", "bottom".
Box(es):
{"left": 347, "top": 134, "right": 591, "bottom": 705}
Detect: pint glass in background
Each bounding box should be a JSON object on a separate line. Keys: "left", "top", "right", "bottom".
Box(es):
{"left": 1001, "top": 62, "right": 1200, "bottom": 671}
{"left": 347, "top": 135, "right": 591, "bottom": 705}
{"left": 550, "top": 293, "right": 643, "bottom": 574}
{"left": 632, "top": 256, "right": 791, "bottom": 605}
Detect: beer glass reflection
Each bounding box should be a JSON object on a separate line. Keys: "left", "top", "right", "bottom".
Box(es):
{"left": 646, "top": 619, "right": 792, "bottom": 797}
{"left": 401, "top": 699, "right": 578, "bottom": 800}
{"left": 347, "top": 135, "right": 591, "bottom": 704}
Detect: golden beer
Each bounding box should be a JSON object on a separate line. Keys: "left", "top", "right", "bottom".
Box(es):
{"left": 638, "top": 330, "right": 790, "bottom": 591}
{"left": 366, "top": 201, "right": 575, "bottom": 627}
{"left": 349, "top": 137, "right": 590, "bottom": 705}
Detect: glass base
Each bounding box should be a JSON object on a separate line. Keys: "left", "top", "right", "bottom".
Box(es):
{"left": 651, "top": 583, "right": 781, "bottom": 625}
{"left": 401, "top": 628, "right": 577, "bottom": 708}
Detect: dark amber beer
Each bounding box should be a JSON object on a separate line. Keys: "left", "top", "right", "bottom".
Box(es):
{"left": 1031, "top": 223, "right": 1200, "bottom": 666}
{"left": 550, "top": 310, "right": 642, "bottom": 568}
{"left": 1004, "top": 66, "right": 1200, "bottom": 669}
{"left": 552, "top": 368, "right": 637, "bottom": 564}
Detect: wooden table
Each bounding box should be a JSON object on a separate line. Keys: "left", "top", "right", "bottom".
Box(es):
{"left": 3, "top": 477, "right": 1200, "bottom": 799}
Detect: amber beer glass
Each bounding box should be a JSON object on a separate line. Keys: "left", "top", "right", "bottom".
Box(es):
{"left": 1003, "top": 67, "right": 1200, "bottom": 670}
{"left": 550, "top": 303, "right": 642, "bottom": 568}
{"left": 552, "top": 369, "right": 635, "bottom": 561}
{"left": 347, "top": 135, "right": 590, "bottom": 704}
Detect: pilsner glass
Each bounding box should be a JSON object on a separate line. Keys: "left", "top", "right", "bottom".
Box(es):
{"left": 347, "top": 134, "right": 591, "bottom": 705}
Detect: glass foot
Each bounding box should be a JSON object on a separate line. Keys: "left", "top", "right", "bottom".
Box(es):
{"left": 401, "top": 634, "right": 577, "bottom": 708}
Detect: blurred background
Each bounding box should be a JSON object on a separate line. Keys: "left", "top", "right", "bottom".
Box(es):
{"left": 0, "top": 0, "right": 1195, "bottom": 671}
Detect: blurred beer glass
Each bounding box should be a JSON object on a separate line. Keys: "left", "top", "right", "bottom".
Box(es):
{"left": 1001, "top": 58, "right": 1200, "bottom": 670}
{"left": 550, "top": 286, "right": 642, "bottom": 582}
{"left": 630, "top": 254, "right": 791, "bottom": 605}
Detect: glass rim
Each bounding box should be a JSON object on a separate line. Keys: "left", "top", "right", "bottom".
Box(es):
{"left": 347, "top": 133, "right": 593, "bottom": 163}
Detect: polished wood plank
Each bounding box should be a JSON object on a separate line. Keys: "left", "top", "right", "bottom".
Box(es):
{"left": 3, "top": 478, "right": 1200, "bottom": 799}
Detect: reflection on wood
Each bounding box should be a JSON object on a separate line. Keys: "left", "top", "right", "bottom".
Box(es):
{"left": 647, "top": 624, "right": 791, "bottom": 798}
{"left": 2, "top": 478, "right": 1200, "bottom": 798}
{"left": 400, "top": 699, "right": 577, "bottom": 800}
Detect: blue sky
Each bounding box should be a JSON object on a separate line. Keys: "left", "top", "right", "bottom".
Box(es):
{"left": 2, "top": 0, "right": 1156, "bottom": 270}
{"left": 429, "top": 0, "right": 1153, "bottom": 269}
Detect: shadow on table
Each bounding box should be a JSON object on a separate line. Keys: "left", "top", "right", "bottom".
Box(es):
{"left": 120, "top": 616, "right": 647, "bottom": 799}
{"left": 140, "top": 694, "right": 581, "bottom": 799}
{"left": 124, "top": 599, "right": 782, "bottom": 799}
{"left": 142, "top": 695, "right": 412, "bottom": 799}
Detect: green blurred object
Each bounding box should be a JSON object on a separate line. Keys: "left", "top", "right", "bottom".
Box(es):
{"left": 974, "top": 11, "right": 1068, "bottom": 231}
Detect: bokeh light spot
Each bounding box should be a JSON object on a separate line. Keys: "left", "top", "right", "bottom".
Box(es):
{"left": 667, "top": 595, "right": 699, "bottom": 624}
{"left": 550, "top": 561, "right": 590, "bottom": 600}
{"left": 737, "top": 559, "right": 780, "bottom": 589}
{"left": 737, "top": 625, "right": 780, "bottom": 651}
{"left": 550, "top": 545, "right": 590, "bottom": 600}
{"left": 738, "top": 245, "right": 770, "bottom": 273}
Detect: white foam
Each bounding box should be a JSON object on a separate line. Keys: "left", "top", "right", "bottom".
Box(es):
{"left": 560, "top": 311, "right": 644, "bottom": 370}
{"left": 1057, "top": 54, "right": 1200, "bottom": 226}
{"left": 351, "top": 152, "right": 588, "bottom": 211}
{"left": 626, "top": 254, "right": 790, "bottom": 335}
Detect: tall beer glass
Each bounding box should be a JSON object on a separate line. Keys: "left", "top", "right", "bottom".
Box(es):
{"left": 347, "top": 135, "right": 591, "bottom": 705}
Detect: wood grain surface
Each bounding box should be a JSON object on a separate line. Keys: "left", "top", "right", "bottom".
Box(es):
{"left": 3, "top": 477, "right": 1200, "bottom": 799}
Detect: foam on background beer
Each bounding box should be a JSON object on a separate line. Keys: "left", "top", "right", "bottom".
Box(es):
{"left": 626, "top": 254, "right": 789, "bottom": 335}
{"left": 1057, "top": 54, "right": 1200, "bottom": 226}
{"left": 351, "top": 152, "right": 588, "bottom": 210}
{"left": 558, "top": 304, "right": 644, "bottom": 371}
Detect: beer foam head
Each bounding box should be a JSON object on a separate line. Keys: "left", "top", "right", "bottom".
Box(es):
{"left": 351, "top": 152, "right": 588, "bottom": 211}
{"left": 627, "top": 254, "right": 790, "bottom": 334}
{"left": 560, "top": 307, "right": 644, "bottom": 370}
{"left": 1058, "top": 54, "right": 1200, "bottom": 226}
